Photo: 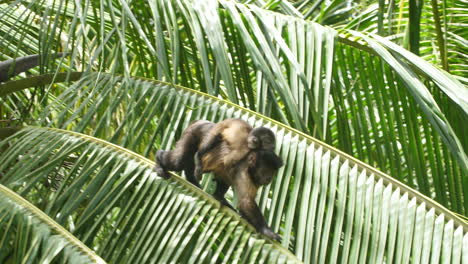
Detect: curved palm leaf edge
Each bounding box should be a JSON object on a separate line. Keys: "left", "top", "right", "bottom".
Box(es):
{"left": 0, "top": 184, "right": 105, "bottom": 264}
{"left": 1, "top": 72, "right": 467, "bottom": 263}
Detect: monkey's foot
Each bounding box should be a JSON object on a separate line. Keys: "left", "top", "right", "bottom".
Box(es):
{"left": 259, "top": 227, "right": 281, "bottom": 242}
{"left": 154, "top": 150, "right": 170, "bottom": 179}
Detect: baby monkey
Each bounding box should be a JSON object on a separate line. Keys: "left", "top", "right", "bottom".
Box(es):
{"left": 154, "top": 119, "right": 283, "bottom": 241}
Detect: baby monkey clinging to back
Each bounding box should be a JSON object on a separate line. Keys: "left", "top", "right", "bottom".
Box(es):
{"left": 154, "top": 119, "right": 283, "bottom": 241}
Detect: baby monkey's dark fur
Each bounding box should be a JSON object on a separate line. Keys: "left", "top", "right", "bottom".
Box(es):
{"left": 154, "top": 119, "right": 283, "bottom": 241}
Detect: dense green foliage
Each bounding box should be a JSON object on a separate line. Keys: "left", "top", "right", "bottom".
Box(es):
{"left": 0, "top": 0, "right": 466, "bottom": 263}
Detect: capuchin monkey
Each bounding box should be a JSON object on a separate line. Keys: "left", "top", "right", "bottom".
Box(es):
{"left": 154, "top": 119, "right": 283, "bottom": 241}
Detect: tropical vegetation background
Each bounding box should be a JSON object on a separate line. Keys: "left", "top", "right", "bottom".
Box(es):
{"left": 0, "top": 0, "right": 466, "bottom": 263}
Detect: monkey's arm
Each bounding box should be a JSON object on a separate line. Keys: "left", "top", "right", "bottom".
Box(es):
{"left": 193, "top": 131, "right": 223, "bottom": 179}
{"left": 212, "top": 179, "right": 235, "bottom": 211}
{"left": 233, "top": 171, "right": 281, "bottom": 241}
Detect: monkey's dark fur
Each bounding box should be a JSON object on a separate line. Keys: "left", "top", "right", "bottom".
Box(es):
{"left": 154, "top": 119, "right": 283, "bottom": 240}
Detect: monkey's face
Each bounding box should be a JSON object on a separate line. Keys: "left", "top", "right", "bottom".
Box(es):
{"left": 248, "top": 150, "right": 283, "bottom": 186}
{"left": 259, "top": 134, "right": 275, "bottom": 150}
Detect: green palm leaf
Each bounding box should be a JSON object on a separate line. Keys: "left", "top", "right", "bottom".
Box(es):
{"left": 0, "top": 2, "right": 467, "bottom": 262}
{"left": 331, "top": 35, "right": 467, "bottom": 214}
{"left": 342, "top": 0, "right": 468, "bottom": 77}
{"left": 0, "top": 184, "right": 105, "bottom": 264}
{"left": 0, "top": 0, "right": 337, "bottom": 136}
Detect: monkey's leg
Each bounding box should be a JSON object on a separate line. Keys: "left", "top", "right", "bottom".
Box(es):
{"left": 213, "top": 180, "right": 235, "bottom": 210}
{"left": 183, "top": 161, "right": 201, "bottom": 188}
{"left": 156, "top": 149, "right": 202, "bottom": 188}
{"left": 194, "top": 133, "right": 223, "bottom": 179}
{"left": 154, "top": 133, "right": 197, "bottom": 179}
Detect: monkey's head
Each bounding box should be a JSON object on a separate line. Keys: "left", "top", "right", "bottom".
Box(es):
{"left": 247, "top": 127, "right": 276, "bottom": 151}
{"left": 248, "top": 150, "right": 283, "bottom": 186}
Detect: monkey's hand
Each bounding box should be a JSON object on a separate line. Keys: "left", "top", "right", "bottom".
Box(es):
{"left": 154, "top": 150, "right": 170, "bottom": 179}
{"left": 259, "top": 226, "right": 281, "bottom": 242}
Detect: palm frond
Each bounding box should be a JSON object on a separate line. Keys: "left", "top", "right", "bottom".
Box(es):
{"left": 342, "top": 0, "right": 468, "bottom": 77}
{"left": 331, "top": 33, "right": 467, "bottom": 214}
{"left": 0, "top": 0, "right": 338, "bottom": 137}
{"left": 0, "top": 184, "right": 105, "bottom": 264}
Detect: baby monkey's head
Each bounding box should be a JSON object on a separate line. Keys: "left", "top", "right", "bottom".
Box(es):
{"left": 247, "top": 127, "right": 276, "bottom": 151}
